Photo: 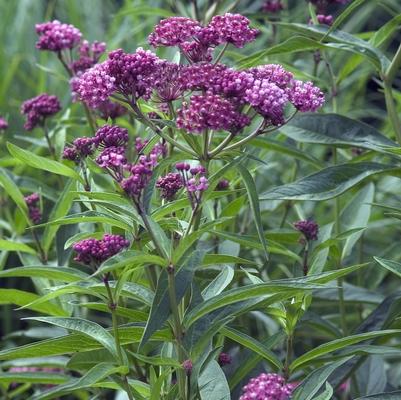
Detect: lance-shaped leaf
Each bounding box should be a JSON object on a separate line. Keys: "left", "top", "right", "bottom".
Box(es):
{"left": 0, "top": 266, "right": 88, "bottom": 282}
{"left": 374, "top": 257, "right": 401, "bottom": 279}
{"left": 7, "top": 142, "right": 83, "bottom": 183}
{"left": 139, "top": 249, "right": 205, "bottom": 349}
{"left": 279, "top": 114, "right": 396, "bottom": 152}
{"left": 0, "top": 239, "right": 36, "bottom": 254}
{"left": 261, "top": 163, "right": 399, "bottom": 201}
{"left": 24, "top": 317, "right": 120, "bottom": 360}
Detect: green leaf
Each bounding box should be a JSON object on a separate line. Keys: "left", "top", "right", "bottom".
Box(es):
{"left": 140, "top": 249, "right": 205, "bottom": 349}
{"left": 0, "top": 266, "right": 88, "bottom": 282}
{"left": 184, "top": 264, "right": 365, "bottom": 328}
{"left": 30, "top": 363, "right": 126, "bottom": 400}
{"left": 279, "top": 114, "right": 396, "bottom": 152}
{"left": 221, "top": 327, "right": 283, "bottom": 370}
{"left": 275, "top": 23, "right": 390, "bottom": 71}
{"left": 143, "top": 213, "right": 172, "bottom": 259}
{"left": 7, "top": 142, "right": 83, "bottom": 183}
{"left": 311, "top": 382, "right": 333, "bottom": 400}
{"left": 95, "top": 250, "right": 168, "bottom": 276}
{"left": 374, "top": 257, "right": 401, "bottom": 279}
{"left": 42, "top": 179, "right": 76, "bottom": 253}
{"left": 290, "top": 330, "right": 400, "bottom": 372}
{"left": 355, "top": 392, "right": 401, "bottom": 400}
{"left": 199, "top": 360, "right": 230, "bottom": 400}
{"left": 237, "top": 164, "right": 269, "bottom": 261}
{"left": 0, "top": 168, "right": 29, "bottom": 222}
{"left": 202, "top": 254, "right": 258, "bottom": 266}
{"left": 131, "top": 352, "right": 181, "bottom": 368}
{"left": 0, "top": 239, "right": 35, "bottom": 254}
{"left": 0, "top": 326, "right": 171, "bottom": 360}
{"left": 0, "top": 372, "right": 68, "bottom": 385}
{"left": 202, "top": 266, "right": 234, "bottom": 299}
{"left": 291, "top": 357, "right": 353, "bottom": 400}
{"left": 261, "top": 163, "right": 398, "bottom": 201}
{"left": 341, "top": 183, "right": 374, "bottom": 259}
{"left": 24, "top": 317, "right": 120, "bottom": 361}
{"left": 0, "top": 289, "right": 67, "bottom": 317}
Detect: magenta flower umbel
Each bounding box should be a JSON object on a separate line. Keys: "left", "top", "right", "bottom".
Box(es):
{"left": 73, "top": 234, "right": 129, "bottom": 266}
{"left": 21, "top": 93, "right": 61, "bottom": 130}
{"left": 240, "top": 373, "right": 297, "bottom": 400}
{"left": 63, "top": 137, "right": 95, "bottom": 163}
{"left": 262, "top": 0, "right": 284, "bottom": 12}
{"left": 35, "top": 20, "right": 82, "bottom": 52}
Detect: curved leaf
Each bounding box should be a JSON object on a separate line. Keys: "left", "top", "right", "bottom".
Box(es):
{"left": 7, "top": 142, "right": 83, "bottom": 183}
{"left": 0, "top": 266, "right": 88, "bottom": 282}
{"left": 280, "top": 114, "right": 396, "bottom": 152}
{"left": 25, "top": 317, "right": 120, "bottom": 360}
{"left": 374, "top": 257, "right": 401, "bottom": 279}
{"left": 0, "top": 239, "right": 36, "bottom": 254}
{"left": 261, "top": 163, "right": 398, "bottom": 201}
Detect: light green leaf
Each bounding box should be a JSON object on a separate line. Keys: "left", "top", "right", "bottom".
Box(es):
{"left": 237, "top": 164, "right": 269, "bottom": 261}
{"left": 202, "top": 266, "right": 234, "bottom": 300}
{"left": 0, "top": 266, "right": 88, "bottom": 282}
{"left": 7, "top": 142, "right": 83, "bottom": 183}
{"left": 292, "top": 357, "right": 352, "bottom": 400}
{"left": 199, "top": 360, "right": 230, "bottom": 400}
{"left": 0, "top": 289, "right": 67, "bottom": 317}
{"left": 24, "top": 317, "right": 120, "bottom": 361}
{"left": 221, "top": 327, "right": 283, "bottom": 370}
{"left": 374, "top": 257, "right": 401, "bottom": 279}
{"left": 290, "top": 330, "right": 400, "bottom": 372}
{"left": 0, "top": 239, "right": 35, "bottom": 254}
{"left": 355, "top": 392, "right": 401, "bottom": 399}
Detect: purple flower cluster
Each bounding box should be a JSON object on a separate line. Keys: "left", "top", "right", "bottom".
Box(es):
{"left": 94, "top": 125, "right": 129, "bottom": 147}
{"left": 310, "top": 0, "right": 350, "bottom": 13}
{"left": 156, "top": 173, "right": 184, "bottom": 200}
{"left": 71, "top": 40, "right": 106, "bottom": 74}
{"left": 149, "top": 17, "right": 202, "bottom": 47}
{"left": 21, "top": 93, "right": 61, "bottom": 130}
{"left": 24, "top": 193, "right": 41, "bottom": 224}
{"left": 216, "top": 179, "right": 230, "bottom": 190}
{"left": 35, "top": 20, "right": 82, "bottom": 52}
{"left": 120, "top": 162, "right": 153, "bottom": 201}
{"left": 176, "top": 163, "right": 209, "bottom": 208}
{"left": 294, "top": 219, "right": 319, "bottom": 241}
{"left": 149, "top": 13, "right": 259, "bottom": 50}
{"left": 288, "top": 80, "right": 325, "bottom": 112}
{"left": 316, "top": 14, "right": 334, "bottom": 25}
{"left": 218, "top": 352, "right": 232, "bottom": 366}
{"left": 240, "top": 373, "right": 297, "bottom": 400}
{"left": 177, "top": 93, "right": 250, "bottom": 134}
{"left": 95, "top": 100, "right": 127, "bottom": 120}
{"left": 262, "top": 0, "right": 284, "bottom": 13}
{"left": 0, "top": 117, "right": 8, "bottom": 130}
{"left": 74, "top": 48, "right": 161, "bottom": 107}
{"left": 73, "top": 234, "right": 129, "bottom": 266}
{"left": 63, "top": 137, "right": 95, "bottom": 163}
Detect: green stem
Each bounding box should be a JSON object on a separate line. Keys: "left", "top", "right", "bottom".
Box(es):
{"left": 31, "top": 229, "right": 47, "bottom": 264}
{"left": 283, "top": 333, "right": 293, "bottom": 380}
{"left": 167, "top": 266, "right": 187, "bottom": 399}
{"left": 214, "top": 42, "right": 229, "bottom": 65}
{"left": 383, "top": 79, "right": 401, "bottom": 145}
{"left": 42, "top": 123, "right": 57, "bottom": 160}
{"left": 104, "top": 276, "right": 134, "bottom": 400}
{"left": 129, "top": 102, "right": 197, "bottom": 156}
{"left": 209, "top": 132, "right": 236, "bottom": 158}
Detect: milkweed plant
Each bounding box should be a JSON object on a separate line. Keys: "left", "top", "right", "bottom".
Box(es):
{"left": 1, "top": 0, "right": 401, "bottom": 399}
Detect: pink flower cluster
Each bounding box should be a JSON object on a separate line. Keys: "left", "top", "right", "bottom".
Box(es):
{"left": 24, "top": 193, "right": 41, "bottom": 224}
{"left": 21, "top": 93, "right": 61, "bottom": 130}
{"left": 73, "top": 234, "right": 129, "bottom": 266}
{"left": 35, "top": 20, "right": 82, "bottom": 52}
{"left": 240, "top": 373, "right": 297, "bottom": 400}
{"left": 0, "top": 117, "right": 8, "bottom": 130}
